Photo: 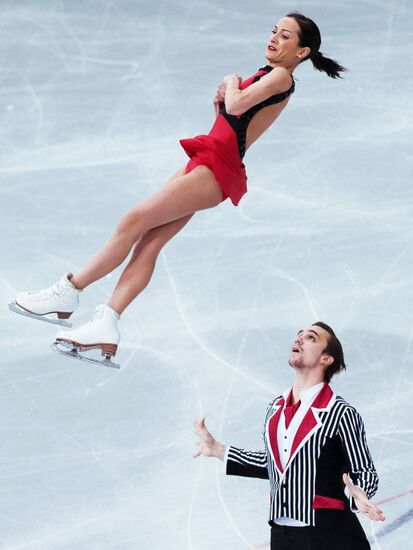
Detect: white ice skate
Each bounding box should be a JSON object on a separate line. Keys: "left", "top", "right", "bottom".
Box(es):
{"left": 9, "top": 273, "right": 81, "bottom": 327}
{"left": 52, "top": 304, "right": 121, "bottom": 369}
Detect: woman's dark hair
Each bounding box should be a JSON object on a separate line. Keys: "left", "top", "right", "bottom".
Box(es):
{"left": 287, "top": 12, "right": 347, "bottom": 79}
{"left": 312, "top": 321, "right": 346, "bottom": 382}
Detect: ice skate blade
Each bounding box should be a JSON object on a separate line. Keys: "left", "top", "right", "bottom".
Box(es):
{"left": 51, "top": 341, "right": 120, "bottom": 369}
{"left": 8, "top": 302, "right": 72, "bottom": 327}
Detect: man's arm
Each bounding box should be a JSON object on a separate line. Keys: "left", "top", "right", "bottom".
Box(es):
{"left": 193, "top": 418, "right": 269, "bottom": 479}
{"left": 225, "top": 445, "right": 269, "bottom": 479}
{"left": 343, "top": 473, "right": 385, "bottom": 521}
{"left": 338, "top": 407, "right": 384, "bottom": 520}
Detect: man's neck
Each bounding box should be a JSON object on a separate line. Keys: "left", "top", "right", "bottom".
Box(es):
{"left": 291, "top": 372, "right": 325, "bottom": 403}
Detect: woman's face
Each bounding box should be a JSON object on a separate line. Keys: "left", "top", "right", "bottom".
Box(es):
{"left": 266, "top": 17, "right": 307, "bottom": 66}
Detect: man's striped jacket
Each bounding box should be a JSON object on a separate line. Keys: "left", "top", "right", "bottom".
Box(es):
{"left": 225, "top": 382, "right": 379, "bottom": 526}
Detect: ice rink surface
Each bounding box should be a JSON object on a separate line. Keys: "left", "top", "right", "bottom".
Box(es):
{"left": 1, "top": 0, "right": 412, "bottom": 548}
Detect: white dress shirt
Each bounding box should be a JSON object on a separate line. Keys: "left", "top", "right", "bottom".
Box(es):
{"left": 274, "top": 382, "right": 324, "bottom": 526}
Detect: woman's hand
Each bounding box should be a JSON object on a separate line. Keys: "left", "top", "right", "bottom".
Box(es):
{"left": 214, "top": 81, "right": 227, "bottom": 104}
{"left": 343, "top": 473, "right": 385, "bottom": 521}
{"left": 193, "top": 418, "right": 226, "bottom": 460}
{"left": 213, "top": 75, "right": 241, "bottom": 116}
{"left": 213, "top": 81, "right": 227, "bottom": 114}
{"left": 223, "top": 73, "right": 242, "bottom": 86}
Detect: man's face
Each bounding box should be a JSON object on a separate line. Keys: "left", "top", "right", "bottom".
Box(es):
{"left": 288, "top": 325, "right": 332, "bottom": 371}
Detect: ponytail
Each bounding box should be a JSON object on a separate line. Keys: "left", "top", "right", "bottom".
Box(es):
{"left": 287, "top": 12, "right": 347, "bottom": 79}
{"left": 309, "top": 50, "right": 347, "bottom": 79}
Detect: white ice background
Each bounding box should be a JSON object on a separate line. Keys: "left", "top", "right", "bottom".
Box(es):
{"left": 1, "top": 1, "right": 412, "bottom": 549}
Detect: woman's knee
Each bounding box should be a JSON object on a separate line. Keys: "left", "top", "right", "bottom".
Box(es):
{"left": 114, "top": 207, "right": 146, "bottom": 243}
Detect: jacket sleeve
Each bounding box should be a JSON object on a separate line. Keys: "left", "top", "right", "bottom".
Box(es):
{"left": 225, "top": 445, "right": 269, "bottom": 479}
{"left": 338, "top": 407, "right": 379, "bottom": 508}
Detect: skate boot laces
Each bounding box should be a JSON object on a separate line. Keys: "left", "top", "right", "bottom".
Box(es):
{"left": 93, "top": 304, "right": 105, "bottom": 320}
{"left": 80, "top": 305, "right": 106, "bottom": 330}
{"left": 27, "top": 281, "right": 65, "bottom": 302}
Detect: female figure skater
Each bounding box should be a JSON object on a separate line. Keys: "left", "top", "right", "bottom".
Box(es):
{"left": 11, "top": 13, "right": 345, "bottom": 366}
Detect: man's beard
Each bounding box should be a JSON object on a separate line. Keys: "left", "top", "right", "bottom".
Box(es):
{"left": 288, "top": 355, "right": 305, "bottom": 369}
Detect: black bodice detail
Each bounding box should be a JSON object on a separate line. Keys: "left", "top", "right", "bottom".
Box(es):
{"left": 220, "top": 66, "right": 295, "bottom": 159}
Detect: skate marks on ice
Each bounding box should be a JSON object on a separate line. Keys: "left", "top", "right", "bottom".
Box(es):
{"left": 8, "top": 302, "right": 72, "bottom": 327}
{"left": 51, "top": 340, "right": 120, "bottom": 369}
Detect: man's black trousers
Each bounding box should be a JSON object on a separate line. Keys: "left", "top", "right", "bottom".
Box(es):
{"left": 270, "top": 510, "right": 370, "bottom": 550}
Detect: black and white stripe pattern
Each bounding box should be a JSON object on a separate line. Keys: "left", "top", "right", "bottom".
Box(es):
{"left": 226, "top": 394, "right": 379, "bottom": 526}
{"left": 226, "top": 447, "right": 269, "bottom": 479}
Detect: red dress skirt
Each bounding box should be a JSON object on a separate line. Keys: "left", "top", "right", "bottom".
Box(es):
{"left": 180, "top": 110, "right": 247, "bottom": 207}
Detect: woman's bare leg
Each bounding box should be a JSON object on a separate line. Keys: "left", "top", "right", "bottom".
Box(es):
{"left": 107, "top": 214, "right": 192, "bottom": 314}
{"left": 70, "top": 166, "right": 222, "bottom": 289}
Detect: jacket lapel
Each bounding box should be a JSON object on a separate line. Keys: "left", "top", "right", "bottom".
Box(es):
{"left": 286, "top": 383, "right": 335, "bottom": 468}
{"left": 266, "top": 396, "right": 285, "bottom": 474}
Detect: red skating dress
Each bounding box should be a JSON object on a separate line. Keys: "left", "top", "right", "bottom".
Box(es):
{"left": 180, "top": 65, "right": 295, "bottom": 206}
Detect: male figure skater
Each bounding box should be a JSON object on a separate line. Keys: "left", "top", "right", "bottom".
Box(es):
{"left": 194, "top": 322, "right": 384, "bottom": 549}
